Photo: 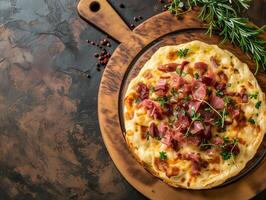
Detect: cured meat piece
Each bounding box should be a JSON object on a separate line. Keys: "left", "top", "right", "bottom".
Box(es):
{"left": 136, "top": 82, "right": 149, "bottom": 100}
{"left": 210, "top": 94, "right": 225, "bottom": 109}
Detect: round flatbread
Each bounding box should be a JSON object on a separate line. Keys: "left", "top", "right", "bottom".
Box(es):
{"left": 123, "top": 41, "right": 266, "bottom": 189}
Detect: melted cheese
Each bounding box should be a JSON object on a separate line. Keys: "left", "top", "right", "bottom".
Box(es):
{"left": 124, "top": 41, "right": 266, "bottom": 189}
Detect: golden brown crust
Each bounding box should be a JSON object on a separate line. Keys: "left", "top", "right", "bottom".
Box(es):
{"left": 124, "top": 41, "right": 266, "bottom": 189}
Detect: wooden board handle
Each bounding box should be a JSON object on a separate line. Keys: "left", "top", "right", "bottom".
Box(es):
{"left": 77, "top": 0, "right": 135, "bottom": 43}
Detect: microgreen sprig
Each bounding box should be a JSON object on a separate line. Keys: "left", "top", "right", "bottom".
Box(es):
{"left": 185, "top": 108, "right": 202, "bottom": 136}
{"left": 159, "top": 151, "right": 167, "bottom": 160}
{"left": 176, "top": 48, "right": 189, "bottom": 58}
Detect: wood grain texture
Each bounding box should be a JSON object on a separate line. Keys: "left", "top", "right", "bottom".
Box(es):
{"left": 77, "top": 0, "right": 138, "bottom": 43}
{"left": 77, "top": 1, "right": 266, "bottom": 199}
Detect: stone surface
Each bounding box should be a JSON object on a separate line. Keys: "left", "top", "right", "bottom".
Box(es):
{"left": 0, "top": 0, "right": 265, "bottom": 199}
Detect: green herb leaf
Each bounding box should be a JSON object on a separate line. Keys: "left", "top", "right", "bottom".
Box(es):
{"left": 233, "top": 139, "right": 238, "bottom": 145}
{"left": 145, "top": 132, "right": 150, "bottom": 140}
{"left": 205, "top": 107, "right": 211, "bottom": 112}
{"left": 156, "top": 96, "right": 169, "bottom": 107}
{"left": 171, "top": 88, "right": 179, "bottom": 97}
{"left": 220, "top": 151, "right": 232, "bottom": 160}
{"left": 149, "top": 86, "right": 155, "bottom": 93}
{"left": 248, "top": 118, "right": 256, "bottom": 124}
{"left": 215, "top": 119, "right": 222, "bottom": 127}
{"left": 194, "top": 72, "right": 199, "bottom": 80}
{"left": 135, "top": 98, "right": 141, "bottom": 104}
{"left": 180, "top": 109, "right": 186, "bottom": 115}
{"left": 159, "top": 151, "right": 167, "bottom": 160}
{"left": 223, "top": 136, "right": 230, "bottom": 143}
{"left": 191, "top": 108, "right": 201, "bottom": 121}
{"left": 182, "top": 72, "right": 188, "bottom": 77}
{"left": 176, "top": 68, "right": 181, "bottom": 76}
{"left": 183, "top": 96, "right": 190, "bottom": 102}
{"left": 249, "top": 91, "right": 259, "bottom": 99}
{"left": 255, "top": 101, "right": 262, "bottom": 109}
{"left": 216, "top": 90, "right": 224, "bottom": 97}
{"left": 224, "top": 96, "right": 231, "bottom": 105}
{"left": 176, "top": 48, "right": 189, "bottom": 58}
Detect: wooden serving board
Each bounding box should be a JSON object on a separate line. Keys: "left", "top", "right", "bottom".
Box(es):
{"left": 78, "top": 0, "right": 266, "bottom": 199}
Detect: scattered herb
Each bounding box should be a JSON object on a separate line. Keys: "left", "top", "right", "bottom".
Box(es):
{"left": 255, "top": 101, "right": 262, "bottom": 109}
{"left": 215, "top": 119, "right": 223, "bottom": 127}
{"left": 205, "top": 107, "right": 211, "bottom": 112}
{"left": 233, "top": 139, "right": 238, "bottom": 145}
{"left": 159, "top": 151, "right": 167, "bottom": 160}
{"left": 167, "top": 0, "right": 266, "bottom": 74}
{"left": 190, "top": 108, "right": 201, "bottom": 121}
{"left": 156, "top": 96, "right": 169, "bottom": 107}
{"left": 183, "top": 96, "right": 190, "bottom": 102}
{"left": 194, "top": 72, "right": 199, "bottom": 80}
{"left": 145, "top": 131, "right": 150, "bottom": 140}
{"left": 182, "top": 71, "right": 188, "bottom": 77}
{"left": 171, "top": 88, "right": 179, "bottom": 97}
{"left": 248, "top": 118, "right": 256, "bottom": 124}
{"left": 216, "top": 90, "right": 224, "bottom": 97}
{"left": 227, "top": 83, "right": 232, "bottom": 88}
{"left": 223, "top": 136, "right": 230, "bottom": 143}
{"left": 220, "top": 137, "right": 239, "bottom": 161}
{"left": 249, "top": 91, "right": 259, "bottom": 99}
{"left": 221, "top": 108, "right": 228, "bottom": 128}
{"left": 135, "top": 98, "right": 141, "bottom": 104}
{"left": 150, "top": 86, "right": 155, "bottom": 93}
{"left": 220, "top": 151, "right": 232, "bottom": 160}
{"left": 224, "top": 96, "right": 231, "bottom": 105}
{"left": 180, "top": 109, "right": 186, "bottom": 115}
{"left": 176, "top": 48, "right": 189, "bottom": 58}
{"left": 185, "top": 108, "right": 201, "bottom": 136}
{"left": 176, "top": 68, "right": 182, "bottom": 76}
{"left": 155, "top": 136, "right": 161, "bottom": 140}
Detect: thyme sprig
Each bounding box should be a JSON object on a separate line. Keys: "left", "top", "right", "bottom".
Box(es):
{"left": 167, "top": 0, "right": 266, "bottom": 74}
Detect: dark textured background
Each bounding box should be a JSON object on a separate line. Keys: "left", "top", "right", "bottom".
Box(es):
{"left": 0, "top": 0, "right": 265, "bottom": 199}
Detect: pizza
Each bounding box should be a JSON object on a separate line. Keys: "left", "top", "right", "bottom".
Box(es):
{"left": 123, "top": 41, "right": 266, "bottom": 189}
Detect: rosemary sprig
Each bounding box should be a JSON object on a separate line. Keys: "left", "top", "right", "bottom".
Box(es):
{"left": 167, "top": 0, "right": 266, "bottom": 74}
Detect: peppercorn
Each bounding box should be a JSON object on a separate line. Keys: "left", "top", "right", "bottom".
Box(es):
{"left": 133, "top": 17, "right": 139, "bottom": 22}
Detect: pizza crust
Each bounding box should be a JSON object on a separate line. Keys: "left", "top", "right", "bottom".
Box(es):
{"left": 123, "top": 41, "right": 266, "bottom": 189}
